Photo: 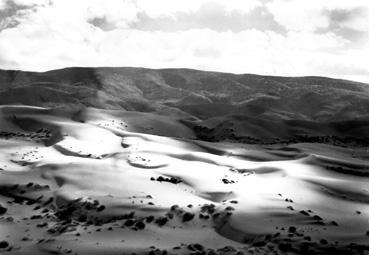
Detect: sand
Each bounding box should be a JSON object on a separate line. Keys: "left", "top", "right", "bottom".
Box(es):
{"left": 0, "top": 105, "right": 368, "bottom": 255}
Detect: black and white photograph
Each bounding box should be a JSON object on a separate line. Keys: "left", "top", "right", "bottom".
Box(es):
{"left": 0, "top": 0, "right": 369, "bottom": 254}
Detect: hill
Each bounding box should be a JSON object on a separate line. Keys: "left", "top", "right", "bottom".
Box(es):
{"left": 1, "top": 67, "right": 368, "bottom": 143}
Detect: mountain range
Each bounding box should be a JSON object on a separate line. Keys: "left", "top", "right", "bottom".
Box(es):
{"left": 1, "top": 67, "right": 369, "bottom": 144}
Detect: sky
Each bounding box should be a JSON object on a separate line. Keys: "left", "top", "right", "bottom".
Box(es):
{"left": 0, "top": 0, "right": 368, "bottom": 83}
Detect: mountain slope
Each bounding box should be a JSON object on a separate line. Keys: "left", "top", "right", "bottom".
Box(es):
{"left": 1, "top": 67, "right": 369, "bottom": 143}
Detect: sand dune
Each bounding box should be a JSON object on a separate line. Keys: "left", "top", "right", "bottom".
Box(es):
{"left": 0, "top": 105, "right": 368, "bottom": 254}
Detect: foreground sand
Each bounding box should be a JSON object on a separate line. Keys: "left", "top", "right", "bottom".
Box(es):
{"left": 0, "top": 106, "right": 368, "bottom": 255}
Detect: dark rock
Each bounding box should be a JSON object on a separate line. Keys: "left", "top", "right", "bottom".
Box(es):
{"left": 135, "top": 221, "right": 145, "bottom": 230}
{"left": 36, "top": 222, "right": 48, "bottom": 228}
{"left": 199, "top": 214, "right": 209, "bottom": 220}
{"left": 97, "top": 205, "right": 105, "bottom": 212}
{"left": 0, "top": 205, "right": 7, "bottom": 215}
{"left": 155, "top": 217, "right": 168, "bottom": 226}
{"left": 288, "top": 226, "right": 296, "bottom": 233}
{"left": 145, "top": 216, "right": 154, "bottom": 223}
{"left": 182, "top": 212, "right": 195, "bottom": 222}
{"left": 300, "top": 210, "right": 309, "bottom": 216}
{"left": 192, "top": 243, "right": 204, "bottom": 251}
{"left": 124, "top": 219, "right": 135, "bottom": 227}
{"left": 320, "top": 239, "right": 328, "bottom": 245}
{"left": 218, "top": 246, "right": 236, "bottom": 252}
{"left": 30, "top": 215, "right": 42, "bottom": 220}
{"left": 313, "top": 215, "right": 323, "bottom": 221}
{"left": 278, "top": 243, "right": 292, "bottom": 252}
{"left": 166, "top": 212, "right": 174, "bottom": 219}
{"left": 253, "top": 241, "right": 266, "bottom": 247}
{"left": 170, "top": 205, "right": 179, "bottom": 211}
{"left": 78, "top": 215, "right": 87, "bottom": 222}
{"left": 0, "top": 241, "right": 8, "bottom": 249}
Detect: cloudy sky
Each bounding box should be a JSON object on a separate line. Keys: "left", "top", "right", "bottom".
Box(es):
{"left": 0, "top": 0, "right": 368, "bottom": 82}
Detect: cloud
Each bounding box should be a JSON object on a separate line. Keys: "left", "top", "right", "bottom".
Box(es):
{"left": 135, "top": 0, "right": 262, "bottom": 18}
{"left": 128, "top": 5, "right": 286, "bottom": 34}
{"left": 0, "top": 1, "right": 6, "bottom": 9}
{"left": 0, "top": 0, "right": 368, "bottom": 84}
{"left": 327, "top": 6, "right": 369, "bottom": 33}
{"left": 266, "top": 0, "right": 369, "bottom": 34}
